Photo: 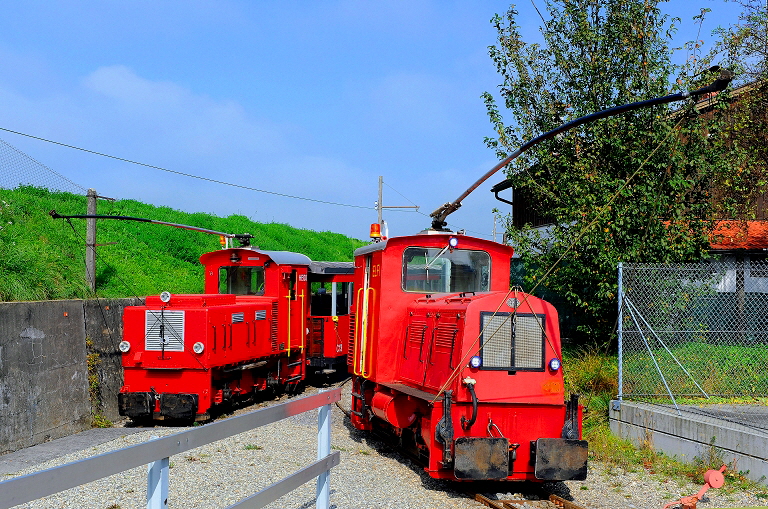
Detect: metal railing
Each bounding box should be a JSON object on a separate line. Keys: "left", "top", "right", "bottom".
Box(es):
{"left": 618, "top": 261, "right": 768, "bottom": 434}
{"left": 0, "top": 388, "right": 341, "bottom": 509}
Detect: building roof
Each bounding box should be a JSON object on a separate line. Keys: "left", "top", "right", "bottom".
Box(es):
{"left": 710, "top": 220, "right": 768, "bottom": 251}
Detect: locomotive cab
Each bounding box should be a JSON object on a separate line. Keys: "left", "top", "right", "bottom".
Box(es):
{"left": 349, "top": 231, "right": 587, "bottom": 482}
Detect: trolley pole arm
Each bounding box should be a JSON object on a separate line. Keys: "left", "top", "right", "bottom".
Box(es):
{"left": 429, "top": 68, "right": 734, "bottom": 230}
{"left": 49, "top": 211, "right": 254, "bottom": 246}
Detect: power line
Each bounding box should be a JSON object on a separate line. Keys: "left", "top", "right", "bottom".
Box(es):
{"left": 0, "top": 126, "right": 374, "bottom": 210}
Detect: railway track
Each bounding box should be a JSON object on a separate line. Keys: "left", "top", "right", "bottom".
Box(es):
{"left": 471, "top": 492, "right": 589, "bottom": 509}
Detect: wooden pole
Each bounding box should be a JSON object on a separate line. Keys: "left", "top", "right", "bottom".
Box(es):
{"left": 86, "top": 188, "right": 97, "bottom": 292}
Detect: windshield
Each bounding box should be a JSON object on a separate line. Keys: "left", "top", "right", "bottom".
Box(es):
{"left": 402, "top": 247, "right": 490, "bottom": 293}
{"left": 219, "top": 266, "right": 265, "bottom": 295}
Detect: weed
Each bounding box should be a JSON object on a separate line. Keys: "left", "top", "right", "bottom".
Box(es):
{"left": 106, "top": 505, "right": 121, "bottom": 509}
{"left": 358, "top": 449, "right": 370, "bottom": 456}
{"left": 331, "top": 445, "right": 348, "bottom": 451}
{"left": 244, "top": 444, "right": 263, "bottom": 450}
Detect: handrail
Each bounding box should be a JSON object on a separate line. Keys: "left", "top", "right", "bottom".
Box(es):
{"left": 0, "top": 388, "right": 341, "bottom": 509}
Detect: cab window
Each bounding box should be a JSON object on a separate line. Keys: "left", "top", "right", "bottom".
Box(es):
{"left": 219, "top": 266, "right": 265, "bottom": 295}
{"left": 402, "top": 247, "right": 490, "bottom": 293}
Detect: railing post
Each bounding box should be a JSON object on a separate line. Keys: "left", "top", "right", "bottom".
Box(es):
{"left": 316, "top": 390, "right": 332, "bottom": 509}
{"left": 617, "top": 262, "right": 623, "bottom": 402}
{"left": 146, "top": 436, "right": 169, "bottom": 509}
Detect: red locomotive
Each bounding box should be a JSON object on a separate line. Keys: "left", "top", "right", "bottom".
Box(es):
{"left": 117, "top": 242, "right": 354, "bottom": 422}
{"left": 347, "top": 229, "right": 587, "bottom": 481}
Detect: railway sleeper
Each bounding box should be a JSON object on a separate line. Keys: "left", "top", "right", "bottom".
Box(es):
{"left": 472, "top": 493, "right": 588, "bottom": 509}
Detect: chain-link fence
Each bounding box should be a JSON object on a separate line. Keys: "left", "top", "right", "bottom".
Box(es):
{"left": 0, "top": 137, "right": 86, "bottom": 193}
{"left": 618, "top": 260, "right": 768, "bottom": 435}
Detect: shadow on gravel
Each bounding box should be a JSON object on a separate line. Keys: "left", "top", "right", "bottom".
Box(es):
{"left": 340, "top": 414, "right": 575, "bottom": 505}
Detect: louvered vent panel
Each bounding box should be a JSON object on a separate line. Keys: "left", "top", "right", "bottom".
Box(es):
{"left": 232, "top": 312, "right": 244, "bottom": 324}
{"left": 145, "top": 310, "right": 185, "bottom": 351}
{"left": 270, "top": 302, "right": 279, "bottom": 350}
{"left": 347, "top": 313, "right": 356, "bottom": 367}
{"left": 434, "top": 326, "right": 458, "bottom": 349}
{"left": 255, "top": 310, "right": 266, "bottom": 320}
{"left": 407, "top": 321, "right": 428, "bottom": 345}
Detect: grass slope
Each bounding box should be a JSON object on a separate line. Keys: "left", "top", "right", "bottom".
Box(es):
{"left": 0, "top": 187, "right": 366, "bottom": 301}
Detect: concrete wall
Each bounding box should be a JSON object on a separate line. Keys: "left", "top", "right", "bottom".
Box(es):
{"left": 0, "top": 298, "right": 142, "bottom": 455}
{"left": 83, "top": 298, "right": 143, "bottom": 422}
{"left": 610, "top": 400, "right": 768, "bottom": 486}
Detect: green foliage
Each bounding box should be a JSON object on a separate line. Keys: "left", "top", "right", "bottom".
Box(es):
{"left": 0, "top": 187, "right": 365, "bottom": 301}
{"left": 484, "top": 1, "right": 733, "bottom": 343}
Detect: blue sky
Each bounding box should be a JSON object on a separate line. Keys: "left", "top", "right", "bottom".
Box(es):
{"left": 0, "top": 1, "right": 742, "bottom": 240}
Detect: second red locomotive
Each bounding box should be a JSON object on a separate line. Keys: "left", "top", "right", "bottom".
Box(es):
{"left": 117, "top": 244, "right": 353, "bottom": 421}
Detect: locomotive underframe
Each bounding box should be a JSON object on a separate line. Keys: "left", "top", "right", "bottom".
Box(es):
{"left": 351, "top": 378, "right": 587, "bottom": 481}
{"left": 119, "top": 352, "right": 304, "bottom": 422}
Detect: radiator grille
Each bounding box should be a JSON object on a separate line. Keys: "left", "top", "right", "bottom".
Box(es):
{"left": 480, "top": 312, "right": 544, "bottom": 370}
{"left": 145, "top": 310, "right": 185, "bottom": 351}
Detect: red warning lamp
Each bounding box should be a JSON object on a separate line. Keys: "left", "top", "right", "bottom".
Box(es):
{"left": 370, "top": 223, "right": 382, "bottom": 239}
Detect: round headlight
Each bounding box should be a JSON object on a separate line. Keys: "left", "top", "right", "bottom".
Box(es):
{"left": 193, "top": 342, "right": 205, "bottom": 354}
{"left": 469, "top": 355, "right": 482, "bottom": 369}
{"left": 549, "top": 358, "right": 561, "bottom": 371}
{"left": 118, "top": 341, "right": 131, "bottom": 353}
{"left": 160, "top": 291, "right": 171, "bottom": 303}
{"left": 448, "top": 236, "right": 459, "bottom": 248}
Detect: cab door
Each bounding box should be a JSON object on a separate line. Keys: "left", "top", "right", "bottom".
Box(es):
{"left": 353, "top": 255, "right": 375, "bottom": 378}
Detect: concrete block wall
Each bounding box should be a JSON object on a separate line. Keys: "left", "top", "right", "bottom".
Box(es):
{"left": 610, "top": 400, "right": 768, "bottom": 486}
{"left": 0, "top": 298, "right": 142, "bottom": 455}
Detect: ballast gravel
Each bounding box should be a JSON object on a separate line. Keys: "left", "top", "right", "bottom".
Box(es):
{"left": 2, "top": 383, "right": 766, "bottom": 509}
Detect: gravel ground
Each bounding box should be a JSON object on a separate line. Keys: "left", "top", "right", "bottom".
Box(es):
{"left": 2, "top": 382, "right": 766, "bottom": 509}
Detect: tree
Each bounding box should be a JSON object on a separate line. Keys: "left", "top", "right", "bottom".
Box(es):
{"left": 705, "top": 0, "right": 768, "bottom": 219}
{"left": 483, "top": 0, "right": 730, "bottom": 343}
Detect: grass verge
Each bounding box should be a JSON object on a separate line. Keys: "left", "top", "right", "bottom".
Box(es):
{"left": 563, "top": 346, "right": 768, "bottom": 498}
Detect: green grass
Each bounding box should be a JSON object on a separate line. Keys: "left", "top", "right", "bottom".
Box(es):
{"left": 564, "top": 347, "right": 768, "bottom": 496}
{"left": 0, "top": 186, "right": 366, "bottom": 301}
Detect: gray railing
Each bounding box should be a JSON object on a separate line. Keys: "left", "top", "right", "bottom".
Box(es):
{"left": 0, "top": 388, "right": 341, "bottom": 509}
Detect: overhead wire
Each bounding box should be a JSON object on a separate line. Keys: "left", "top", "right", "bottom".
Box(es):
{"left": 0, "top": 126, "right": 374, "bottom": 210}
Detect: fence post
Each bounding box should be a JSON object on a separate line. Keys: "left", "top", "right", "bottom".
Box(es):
{"left": 146, "top": 436, "right": 169, "bottom": 509}
{"left": 316, "top": 390, "right": 331, "bottom": 509}
{"left": 617, "top": 262, "right": 623, "bottom": 402}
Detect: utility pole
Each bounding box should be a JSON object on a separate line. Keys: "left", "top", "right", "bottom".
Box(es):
{"left": 86, "top": 189, "right": 97, "bottom": 292}
{"left": 375, "top": 176, "right": 419, "bottom": 234}
{"left": 85, "top": 189, "right": 115, "bottom": 292}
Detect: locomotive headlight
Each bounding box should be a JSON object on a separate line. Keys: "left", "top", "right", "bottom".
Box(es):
{"left": 448, "top": 236, "right": 459, "bottom": 248}
{"left": 118, "top": 341, "right": 131, "bottom": 353}
{"left": 469, "top": 355, "right": 482, "bottom": 369}
{"left": 549, "top": 358, "right": 562, "bottom": 371}
{"left": 193, "top": 342, "right": 205, "bottom": 354}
